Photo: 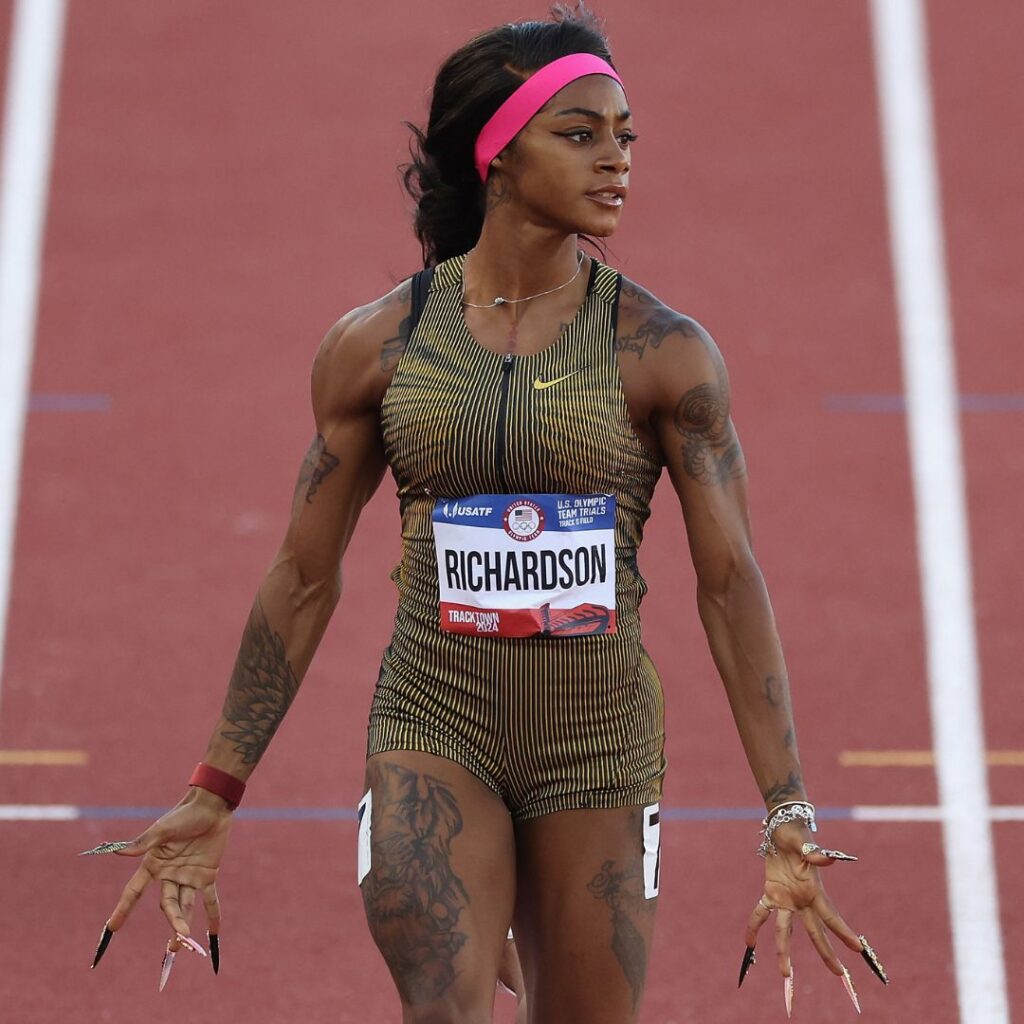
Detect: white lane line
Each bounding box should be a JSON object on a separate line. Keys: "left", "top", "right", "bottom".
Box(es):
{"left": 1, "top": 803, "right": 1022, "bottom": 824}
{"left": 0, "top": 804, "right": 78, "bottom": 820}
{"left": 0, "top": 0, "right": 67, "bottom": 705}
{"left": 852, "top": 805, "right": 1024, "bottom": 823}
{"left": 852, "top": 805, "right": 943, "bottom": 822}
{"left": 990, "top": 807, "right": 1024, "bottom": 823}
{"left": 869, "top": 3, "right": 1008, "bottom": 1022}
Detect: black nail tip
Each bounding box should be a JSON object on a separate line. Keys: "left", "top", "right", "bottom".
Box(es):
{"left": 91, "top": 925, "right": 114, "bottom": 968}
{"left": 864, "top": 942, "right": 888, "bottom": 983}
{"left": 859, "top": 936, "right": 889, "bottom": 985}
{"left": 209, "top": 933, "right": 219, "bottom": 974}
{"left": 738, "top": 946, "right": 756, "bottom": 987}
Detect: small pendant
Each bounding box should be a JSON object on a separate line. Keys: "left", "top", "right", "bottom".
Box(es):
{"left": 493, "top": 296, "right": 506, "bottom": 305}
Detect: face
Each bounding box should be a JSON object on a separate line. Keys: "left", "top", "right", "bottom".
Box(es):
{"left": 490, "top": 74, "right": 634, "bottom": 237}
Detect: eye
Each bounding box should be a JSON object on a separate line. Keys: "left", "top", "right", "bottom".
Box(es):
{"left": 559, "top": 128, "right": 638, "bottom": 146}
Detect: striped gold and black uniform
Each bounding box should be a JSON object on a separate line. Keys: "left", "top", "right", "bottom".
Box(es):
{"left": 367, "top": 252, "right": 665, "bottom": 821}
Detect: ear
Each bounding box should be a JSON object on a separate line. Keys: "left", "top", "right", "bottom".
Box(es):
{"left": 492, "top": 141, "right": 519, "bottom": 172}
{"left": 483, "top": 159, "right": 509, "bottom": 200}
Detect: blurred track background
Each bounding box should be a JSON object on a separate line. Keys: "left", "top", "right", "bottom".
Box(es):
{"left": 0, "top": 1, "right": 1020, "bottom": 1021}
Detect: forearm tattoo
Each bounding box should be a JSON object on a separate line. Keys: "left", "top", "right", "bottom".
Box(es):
{"left": 763, "top": 771, "right": 805, "bottom": 808}
{"left": 763, "top": 674, "right": 790, "bottom": 710}
{"left": 587, "top": 858, "right": 653, "bottom": 1009}
{"left": 761, "top": 675, "right": 798, "bottom": 778}
{"left": 381, "top": 280, "right": 413, "bottom": 372}
{"left": 361, "top": 763, "right": 469, "bottom": 1004}
{"left": 219, "top": 597, "right": 300, "bottom": 765}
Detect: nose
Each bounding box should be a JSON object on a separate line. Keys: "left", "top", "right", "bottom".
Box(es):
{"left": 596, "top": 131, "right": 630, "bottom": 175}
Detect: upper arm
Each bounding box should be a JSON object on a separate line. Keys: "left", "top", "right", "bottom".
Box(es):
{"left": 276, "top": 280, "right": 412, "bottom": 585}
{"left": 617, "top": 280, "right": 754, "bottom": 590}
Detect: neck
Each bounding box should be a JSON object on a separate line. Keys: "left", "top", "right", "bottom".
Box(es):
{"left": 465, "top": 222, "right": 582, "bottom": 304}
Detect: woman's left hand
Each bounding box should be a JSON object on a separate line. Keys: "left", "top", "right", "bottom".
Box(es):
{"left": 740, "top": 820, "right": 888, "bottom": 1014}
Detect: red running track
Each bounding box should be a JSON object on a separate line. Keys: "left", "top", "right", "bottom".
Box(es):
{"left": 0, "top": 2, "right": 1020, "bottom": 1021}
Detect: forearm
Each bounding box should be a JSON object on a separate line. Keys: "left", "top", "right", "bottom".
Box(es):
{"left": 201, "top": 551, "right": 340, "bottom": 781}
{"left": 696, "top": 560, "right": 806, "bottom": 809}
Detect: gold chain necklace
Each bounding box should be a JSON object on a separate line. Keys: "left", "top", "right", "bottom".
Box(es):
{"left": 461, "top": 252, "right": 584, "bottom": 308}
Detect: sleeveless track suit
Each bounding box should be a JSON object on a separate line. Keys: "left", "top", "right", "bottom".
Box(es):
{"left": 367, "top": 253, "right": 665, "bottom": 821}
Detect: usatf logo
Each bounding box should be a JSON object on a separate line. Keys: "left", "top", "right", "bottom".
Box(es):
{"left": 502, "top": 500, "right": 544, "bottom": 542}
{"left": 443, "top": 502, "right": 494, "bottom": 519}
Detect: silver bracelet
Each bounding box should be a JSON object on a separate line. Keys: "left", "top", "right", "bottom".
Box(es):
{"left": 758, "top": 801, "right": 816, "bottom": 857}
{"left": 766, "top": 798, "right": 813, "bottom": 817}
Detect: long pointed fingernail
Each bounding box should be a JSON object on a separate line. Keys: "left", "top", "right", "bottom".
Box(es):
{"left": 784, "top": 967, "right": 794, "bottom": 1018}
{"left": 208, "top": 933, "right": 220, "bottom": 974}
{"left": 738, "top": 945, "right": 756, "bottom": 987}
{"left": 91, "top": 923, "right": 114, "bottom": 968}
{"left": 79, "top": 840, "right": 133, "bottom": 856}
{"left": 820, "top": 848, "right": 858, "bottom": 861}
{"left": 175, "top": 933, "right": 207, "bottom": 957}
{"left": 841, "top": 965, "right": 861, "bottom": 1013}
{"left": 859, "top": 935, "right": 889, "bottom": 985}
{"left": 159, "top": 944, "right": 176, "bottom": 992}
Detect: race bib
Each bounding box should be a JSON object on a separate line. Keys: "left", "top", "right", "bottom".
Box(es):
{"left": 432, "top": 493, "right": 616, "bottom": 637}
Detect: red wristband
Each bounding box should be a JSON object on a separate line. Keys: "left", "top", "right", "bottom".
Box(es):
{"left": 189, "top": 763, "right": 246, "bottom": 810}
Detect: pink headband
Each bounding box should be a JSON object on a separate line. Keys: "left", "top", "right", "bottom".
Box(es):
{"left": 474, "top": 53, "right": 625, "bottom": 182}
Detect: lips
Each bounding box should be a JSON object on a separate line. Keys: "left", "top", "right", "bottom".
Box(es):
{"left": 586, "top": 184, "right": 628, "bottom": 207}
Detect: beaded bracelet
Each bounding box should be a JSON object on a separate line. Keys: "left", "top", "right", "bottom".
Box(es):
{"left": 758, "top": 801, "right": 816, "bottom": 857}
{"left": 188, "top": 762, "right": 246, "bottom": 810}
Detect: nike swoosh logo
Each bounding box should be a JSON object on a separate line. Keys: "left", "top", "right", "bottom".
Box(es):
{"left": 533, "top": 366, "right": 589, "bottom": 390}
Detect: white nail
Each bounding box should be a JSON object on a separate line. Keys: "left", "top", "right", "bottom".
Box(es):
{"left": 159, "top": 949, "right": 176, "bottom": 992}
{"left": 175, "top": 933, "right": 207, "bottom": 957}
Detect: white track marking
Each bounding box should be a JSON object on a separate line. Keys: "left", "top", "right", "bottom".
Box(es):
{"left": 852, "top": 805, "right": 943, "bottom": 822}
{"left": 0, "top": 0, "right": 67, "bottom": 705}
{"left": 852, "top": 805, "right": 1024, "bottom": 823}
{"left": 0, "top": 804, "right": 78, "bottom": 820}
{"left": 989, "top": 807, "right": 1024, "bottom": 823}
{"left": 0, "top": 803, "right": 1021, "bottom": 823}
{"left": 869, "top": 2, "right": 1008, "bottom": 1021}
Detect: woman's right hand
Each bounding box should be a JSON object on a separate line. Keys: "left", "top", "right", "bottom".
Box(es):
{"left": 99, "top": 787, "right": 233, "bottom": 954}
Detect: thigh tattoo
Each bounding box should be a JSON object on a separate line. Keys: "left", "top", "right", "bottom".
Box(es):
{"left": 587, "top": 856, "right": 656, "bottom": 1009}
{"left": 361, "top": 763, "right": 470, "bottom": 1004}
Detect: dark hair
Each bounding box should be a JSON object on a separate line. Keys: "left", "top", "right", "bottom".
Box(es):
{"left": 402, "top": 4, "right": 614, "bottom": 267}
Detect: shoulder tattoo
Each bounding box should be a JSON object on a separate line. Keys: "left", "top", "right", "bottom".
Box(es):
{"left": 614, "top": 280, "right": 699, "bottom": 360}
{"left": 380, "top": 279, "right": 413, "bottom": 373}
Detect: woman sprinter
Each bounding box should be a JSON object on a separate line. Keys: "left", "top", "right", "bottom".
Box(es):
{"left": 91, "top": 6, "right": 884, "bottom": 1022}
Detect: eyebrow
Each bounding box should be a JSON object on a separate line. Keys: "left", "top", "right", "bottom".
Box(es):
{"left": 553, "top": 106, "right": 632, "bottom": 121}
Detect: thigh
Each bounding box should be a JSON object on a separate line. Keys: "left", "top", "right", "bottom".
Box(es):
{"left": 359, "top": 750, "right": 516, "bottom": 1022}
{"left": 513, "top": 805, "right": 661, "bottom": 1024}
